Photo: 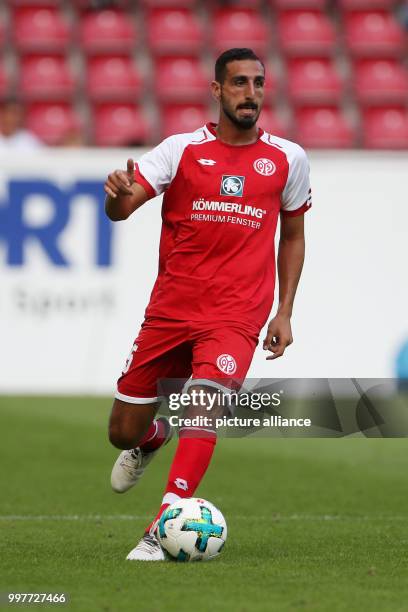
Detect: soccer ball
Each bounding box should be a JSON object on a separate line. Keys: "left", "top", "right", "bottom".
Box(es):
{"left": 157, "top": 497, "right": 227, "bottom": 562}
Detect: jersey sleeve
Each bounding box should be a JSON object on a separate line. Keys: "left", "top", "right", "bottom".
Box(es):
{"left": 134, "top": 137, "right": 175, "bottom": 199}
{"left": 280, "top": 146, "right": 312, "bottom": 217}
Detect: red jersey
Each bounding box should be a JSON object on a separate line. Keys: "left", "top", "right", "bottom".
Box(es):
{"left": 134, "top": 123, "right": 312, "bottom": 333}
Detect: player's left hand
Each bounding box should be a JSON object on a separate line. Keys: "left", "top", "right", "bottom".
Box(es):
{"left": 263, "top": 314, "right": 293, "bottom": 360}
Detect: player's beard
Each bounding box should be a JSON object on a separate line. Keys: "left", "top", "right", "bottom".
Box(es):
{"left": 220, "top": 93, "right": 261, "bottom": 130}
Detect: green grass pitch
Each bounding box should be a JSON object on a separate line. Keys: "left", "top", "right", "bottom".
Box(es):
{"left": 1, "top": 396, "right": 408, "bottom": 612}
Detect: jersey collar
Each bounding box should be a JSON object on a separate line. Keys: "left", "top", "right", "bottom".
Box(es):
{"left": 205, "top": 122, "right": 264, "bottom": 144}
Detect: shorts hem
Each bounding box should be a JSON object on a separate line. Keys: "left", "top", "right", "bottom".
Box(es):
{"left": 115, "top": 391, "right": 163, "bottom": 404}
{"left": 182, "top": 378, "right": 234, "bottom": 395}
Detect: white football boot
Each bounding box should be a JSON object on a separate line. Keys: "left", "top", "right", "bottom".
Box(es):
{"left": 111, "top": 417, "right": 173, "bottom": 494}
{"left": 126, "top": 528, "right": 165, "bottom": 562}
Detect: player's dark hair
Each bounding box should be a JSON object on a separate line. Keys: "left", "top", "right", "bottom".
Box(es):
{"left": 215, "top": 48, "right": 264, "bottom": 83}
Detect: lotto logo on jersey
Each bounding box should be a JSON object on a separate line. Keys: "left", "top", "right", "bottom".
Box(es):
{"left": 216, "top": 354, "right": 237, "bottom": 375}
{"left": 220, "top": 175, "right": 245, "bottom": 197}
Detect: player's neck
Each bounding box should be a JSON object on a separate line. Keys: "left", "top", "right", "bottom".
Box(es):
{"left": 215, "top": 119, "right": 259, "bottom": 146}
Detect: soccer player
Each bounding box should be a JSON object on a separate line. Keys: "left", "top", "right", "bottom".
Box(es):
{"left": 104, "top": 48, "right": 312, "bottom": 561}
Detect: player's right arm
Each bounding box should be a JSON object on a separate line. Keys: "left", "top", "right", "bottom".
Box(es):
{"left": 104, "top": 158, "right": 150, "bottom": 221}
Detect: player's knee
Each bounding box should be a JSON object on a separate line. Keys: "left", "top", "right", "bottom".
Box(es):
{"left": 108, "top": 424, "right": 137, "bottom": 450}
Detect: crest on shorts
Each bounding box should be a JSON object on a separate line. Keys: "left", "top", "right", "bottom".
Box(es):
{"left": 216, "top": 354, "right": 237, "bottom": 375}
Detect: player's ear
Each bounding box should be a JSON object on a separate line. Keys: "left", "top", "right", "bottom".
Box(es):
{"left": 211, "top": 80, "right": 221, "bottom": 102}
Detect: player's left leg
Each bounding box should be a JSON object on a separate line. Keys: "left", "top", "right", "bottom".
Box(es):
{"left": 137, "top": 323, "right": 259, "bottom": 556}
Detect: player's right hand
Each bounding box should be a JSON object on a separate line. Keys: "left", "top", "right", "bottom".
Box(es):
{"left": 104, "top": 158, "right": 135, "bottom": 199}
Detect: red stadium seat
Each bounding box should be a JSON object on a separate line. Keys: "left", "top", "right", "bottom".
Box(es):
{"left": 272, "top": 0, "right": 327, "bottom": 9}
{"left": 212, "top": 9, "right": 269, "bottom": 57}
{"left": 0, "top": 19, "right": 6, "bottom": 49}
{"left": 362, "top": 107, "right": 408, "bottom": 149}
{"left": 344, "top": 11, "right": 406, "bottom": 57}
{"left": 9, "top": 0, "right": 61, "bottom": 6}
{"left": 19, "top": 55, "right": 75, "bottom": 101}
{"left": 13, "top": 8, "right": 71, "bottom": 53}
{"left": 80, "top": 10, "right": 137, "bottom": 55}
{"left": 263, "top": 63, "right": 280, "bottom": 103}
{"left": 93, "top": 104, "right": 149, "bottom": 146}
{"left": 295, "top": 107, "right": 356, "bottom": 148}
{"left": 26, "top": 103, "right": 81, "bottom": 145}
{"left": 0, "top": 63, "right": 11, "bottom": 98}
{"left": 160, "top": 104, "right": 209, "bottom": 138}
{"left": 259, "top": 107, "right": 289, "bottom": 138}
{"left": 354, "top": 60, "right": 408, "bottom": 106}
{"left": 154, "top": 57, "right": 209, "bottom": 103}
{"left": 147, "top": 9, "right": 205, "bottom": 56}
{"left": 141, "top": 0, "right": 196, "bottom": 7}
{"left": 86, "top": 56, "right": 143, "bottom": 102}
{"left": 277, "top": 10, "right": 337, "bottom": 57}
{"left": 338, "top": 0, "right": 397, "bottom": 10}
{"left": 287, "top": 58, "right": 343, "bottom": 105}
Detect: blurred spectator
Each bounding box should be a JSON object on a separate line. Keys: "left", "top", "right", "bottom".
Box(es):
{"left": 0, "top": 98, "right": 43, "bottom": 150}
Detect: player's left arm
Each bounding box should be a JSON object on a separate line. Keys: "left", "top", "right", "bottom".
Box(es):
{"left": 263, "top": 213, "right": 305, "bottom": 360}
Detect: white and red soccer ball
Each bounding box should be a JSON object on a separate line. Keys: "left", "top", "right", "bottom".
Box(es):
{"left": 157, "top": 497, "right": 227, "bottom": 562}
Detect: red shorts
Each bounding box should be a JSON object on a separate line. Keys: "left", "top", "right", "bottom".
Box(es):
{"left": 116, "top": 318, "right": 259, "bottom": 404}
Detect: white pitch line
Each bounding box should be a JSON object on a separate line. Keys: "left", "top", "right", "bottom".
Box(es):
{"left": 0, "top": 514, "right": 407, "bottom": 522}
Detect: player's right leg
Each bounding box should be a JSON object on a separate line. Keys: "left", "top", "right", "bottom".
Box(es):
{"left": 108, "top": 318, "right": 191, "bottom": 561}
{"left": 109, "top": 318, "right": 190, "bottom": 494}
{"left": 109, "top": 398, "right": 173, "bottom": 494}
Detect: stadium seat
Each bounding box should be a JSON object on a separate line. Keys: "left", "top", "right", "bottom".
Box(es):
{"left": 19, "top": 55, "right": 75, "bottom": 101}
{"left": 154, "top": 57, "right": 209, "bottom": 103}
{"left": 353, "top": 60, "right": 408, "bottom": 106}
{"left": 160, "top": 104, "right": 209, "bottom": 139}
{"left": 9, "top": 0, "right": 61, "bottom": 5}
{"left": 93, "top": 104, "right": 149, "bottom": 146}
{"left": 140, "top": 0, "right": 196, "bottom": 7}
{"left": 258, "top": 107, "right": 289, "bottom": 138}
{"left": 287, "top": 58, "right": 343, "bottom": 105}
{"left": 0, "top": 63, "right": 11, "bottom": 98}
{"left": 26, "top": 103, "right": 81, "bottom": 145}
{"left": 86, "top": 56, "right": 143, "bottom": 102}
{"left": 0, "top": 20, "right": 5, "bottom": 49}
{"left": 147, "top": 9, "right": 205, "bottom": 56}
{"left": 295, "top": 107, "right": 356, "bottom": 148}
{"left": 263, "top": 64, "right": 280, "bottom": 103}
{"left": 344, "top": 11, "right": 406, "bottom": 57}
{"left": 277, "top": 10, "right": 337, "bottom": 56}
{"left": 338, "top": 0, "right": 398, "bottom": 10}
{"left": 272, "top": 0, "right": 327, "bottom": 9}
{"left": 13, "top": 7, "right": 71, "bottom": 53}
{"left": 212, "top": 9, "right": 269, "bottom": 57}
{"left": 80, "top": 10, "right": 137, "bottom": 55}
{"left": 362, "top": 107, "right": 408, "bottom": 149}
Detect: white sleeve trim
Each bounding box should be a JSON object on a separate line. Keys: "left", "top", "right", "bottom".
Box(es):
{"left": 137, "top": 126, "right": 215, "bottom": 196}
{"left": 261, "top": 133, "right": 312, "bottom": 213}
